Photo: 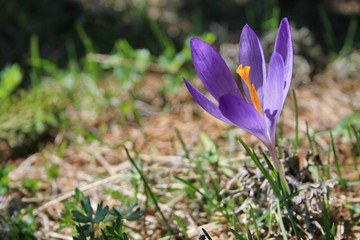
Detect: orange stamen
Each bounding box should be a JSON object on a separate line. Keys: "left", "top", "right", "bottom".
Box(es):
{"left": 237, "top": 65, "right": 262, "bottom": 115}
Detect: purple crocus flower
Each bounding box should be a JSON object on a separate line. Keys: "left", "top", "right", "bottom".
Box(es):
{"left": 183, "top": 18, "right": 293, "bottom": 173}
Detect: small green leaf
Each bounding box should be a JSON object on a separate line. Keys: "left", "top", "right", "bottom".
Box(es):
{"left": 106, "top": 225, "right": 116, "bottom": 235}
{"left": 82, "top": 197, "right": 93, "bottom": 219}
{"left": 82, "top": 224, "right": 94, "bottom": 237}
{"left": 0, "top": 64, "right": 22, "bottom": 99}
{"left": 74, "top": 188, "right": 84, "bottom": 202}
{"left": 22, "top": 179, "right": 39, "bottom": 195}
{"left": 109, "top": 207, "right": 123, "bottom": 218}
{"left": 123, "top": 202, "right": 137, "bottom": 216}
{"left": 0, "top": 164, "right": 14, "bottom": 195}
{"left": 103, "top": 215, "right": 118, "bottom": 223}
{"left": 125, "top": 207, "right": 145, "bottom": 221}
{"left": 46, "top": 165, "right": 59, "bottom": 179}
{"left": 72, "top": 210, "right": 91, "bottom": 223}
{"left": 119, "top": 102, "right": 131, "bottom": 114}
{"left": 94, "top": 203, "right": 109, "bottom": 224}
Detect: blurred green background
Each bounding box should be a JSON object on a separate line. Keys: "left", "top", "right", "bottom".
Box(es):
{"left": 1, "top": 0, "right": 359, "bottom": 76}
{"left": 0, "top": 0, "right": 359, "bottom": 160}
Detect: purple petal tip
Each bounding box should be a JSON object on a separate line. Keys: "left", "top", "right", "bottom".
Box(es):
{"left": 190, "top": 38, "right": 203, "bottom": 49}
{"left": 242, "top": 24, "right": 253, "bottom": 33}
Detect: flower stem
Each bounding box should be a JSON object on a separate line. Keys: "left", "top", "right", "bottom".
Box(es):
{"left": 269, "top": 146, "right": 290, "bottom": 194}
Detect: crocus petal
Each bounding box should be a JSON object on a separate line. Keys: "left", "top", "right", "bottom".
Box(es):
{"left": 190, "top": 38, "right": 242, "bottom": 101}
{"left": 274, "top": 18, "right": 293, "bottom": 105}
{"left": 238, "top": 25, "right": 267, "bottom": 109}
{"left": 263, "top": 52, "right": 285, "bottom": 142}
{"left": 184, "top": 78, "right": 234, "bottom": 125}
{"left": 219, "top": 94, "right": 271, "bottom": 147}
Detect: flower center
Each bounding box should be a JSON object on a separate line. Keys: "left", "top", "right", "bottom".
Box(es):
{"left": 236, "top": 65, "right": 262, "bottom": 115}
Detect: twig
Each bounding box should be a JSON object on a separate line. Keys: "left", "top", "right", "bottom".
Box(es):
{"left": 9, "top": 154, "right": 39, "bottom": 181}
{"left": 33, "top": 171, "right": 127, "bottom": 215}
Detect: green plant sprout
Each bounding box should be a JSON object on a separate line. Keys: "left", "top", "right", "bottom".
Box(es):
{"left": 61, "top": 189, "right": 145, "bottom": 240}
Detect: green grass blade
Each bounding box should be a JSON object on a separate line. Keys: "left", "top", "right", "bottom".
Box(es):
{"left": 341, "top": 17, "right": 358, "bottom": 55}
{"left": 331, "top": 224, "right": 336, "bottom": 239}
{"left": 76, "top": 23, "right": 95, "bottom": 54}
{"left": 174, "top": 176, "right": 218, "bottom": 211}
{"left": 277, "top": 176, "right": 301, "bottom": 240}
{"left": 347, "top": 125, "right": 358, "bottom": 173}
{"left": 350, "top": 125, "right": 360, "bottom": 172}
{"left": 306, "top": 121, "right": 314, "bottom": 152}
{"left": 318, "top": 6, "right": 337, "bottom": 54}
{"left": 324, "top": 143, "right": 331, "bottom": 180}
{"left": 173, "top": 214, "right": 188, "bottom": 238}
{"left": 124, "top": 147, "right": 174, "bottom": 235}
{"left": 174, "top": 175, "right": 228, "bottom": 219}
{"left": 245, "top": 207, "right": 249, "bottom": 233}
{"left": 238, "top": 137, "right": 281, "bottom": 198}
{"left": 196, "top": 158, "right": 210, "bottom": 198}
{"left": 30, "top": 34, "right": 40, "bottom": 86}
{"left": 252, "top": 203, "right": 275, "bottom": 228}
{"left": 230, "top": 228, "right": 246, "bottom": 240}
{"left": 174, "top": 176, "right": 207, "bottom": 198}
{"left": 75, "top": 23, "right": 98, "bottom": 75}
{"left": 175, "top": 128, "right": 190, "bottom": 159}
{"left": 346, "top": 179, "right": 360, "bottom": 186}
{"left": 276, "top": 199, "right": 288, "bottom": 240}
{"left": 246, "top": 228, "right": 254, "bottom": 240}
{"left": 210, "top": 177, "right": 230, "bottom": 221}
{"left": 261, "top": 151, "right": 277, "bottom": 177}
{"left": 249, "top": 206, "right": 260, "bottom": 240}
{"left": 131, "top": 95, "right": 143, "bottom": 129}
{"left": 345, "top": 202, "right": 360, "bottom": 214}
{"left": 322, "top": 197, "right": 334, "bottom": 240}
{"left": 149, "top": 19, "right": 176, "bottom": 59}
{"left": 313, "top": 132, "right": 320, "bottom": 156}
{"left": 350, "top": 124, "right": 360, "bottom": 152}
{"left": 231, "top": 199, "right": 238, "bottom": 231}
{"left": 330, "top": 131, "right": 346, "bottom": 190}
{"left": 292, "top": 89, "right": 299, "bottom": 153}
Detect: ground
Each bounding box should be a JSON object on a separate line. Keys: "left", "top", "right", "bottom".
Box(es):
{"left": 3, "top": 55, "right": 360, "bottom": 239}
